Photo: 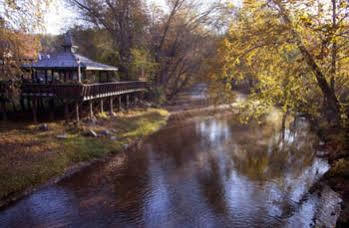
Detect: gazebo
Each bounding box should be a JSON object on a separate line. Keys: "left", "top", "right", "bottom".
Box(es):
{"left": 21, "top": 32, "right": 147, "bottom": 123}
{"left": 23, "top": 32, "right": 118, "bottom": 84}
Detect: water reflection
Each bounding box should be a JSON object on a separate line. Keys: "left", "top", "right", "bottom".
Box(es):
{"left": 0, "top": 116, "right": 341, "bottom": 227}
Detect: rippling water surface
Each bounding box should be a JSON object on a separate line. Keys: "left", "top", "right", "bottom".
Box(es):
{"left": 0, "top": 116, "right": 342, "bottom": 227}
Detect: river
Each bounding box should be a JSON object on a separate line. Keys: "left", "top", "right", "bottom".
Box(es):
{"left": 0, "top": 114, "right": 342, "bottom": 227}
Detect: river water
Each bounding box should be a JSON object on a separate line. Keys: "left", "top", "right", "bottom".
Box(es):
{"left": 0, "top": 115, "right": 342, "bottom": 227}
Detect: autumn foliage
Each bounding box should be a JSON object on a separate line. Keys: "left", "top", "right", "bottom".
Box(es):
{"left": 211, "top": 0, "right": 349, "bottom": 126}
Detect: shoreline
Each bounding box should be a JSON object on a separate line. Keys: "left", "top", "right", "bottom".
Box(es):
{"left": 0, "top": 135, "right": 145, "bottom": 210}
{"left": 0, "top": 108, "right": 169, "bottom": 209}
{"left": 0, "top": 104, "right": 227, "bottom": 210}
{"left": 1, "top": 103, "right": 347, "bottom": 227}
{"left": 322, "top": 158, "right": 349, "bottom": 227}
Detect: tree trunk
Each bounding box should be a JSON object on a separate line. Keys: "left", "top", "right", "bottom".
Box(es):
{"left": 275, "top": 1, "right": 341, "bottom": 126}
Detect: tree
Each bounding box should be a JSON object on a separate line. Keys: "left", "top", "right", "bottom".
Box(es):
{"left": 211, "top": 0, "right": 349, "bottom": 126}
{"left": 150, "top": 0, "right": 225, "bottom": 99}
{"left": 0, "top": 0, "right": 52, "bottom": 80}
{"left": 67, "top": 0, "right": 149, "bottom": 78}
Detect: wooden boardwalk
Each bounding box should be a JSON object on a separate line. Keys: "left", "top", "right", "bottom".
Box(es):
{"left": 21, "top": 81, "right": 147, "bottom": 101}
{"left": 1, "top": 81, "right": 148, "bottom": 123}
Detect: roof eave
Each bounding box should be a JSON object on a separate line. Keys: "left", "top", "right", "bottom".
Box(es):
{"left": 85, "top": 66, "right": 118, "bottom": 71}
{"left": 21, "top": 65, "right": 81, "bottom": 70}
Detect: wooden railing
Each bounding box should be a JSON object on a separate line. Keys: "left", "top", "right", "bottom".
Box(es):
{"left": 21, "top": 81, "right": 148, "bottom": 100}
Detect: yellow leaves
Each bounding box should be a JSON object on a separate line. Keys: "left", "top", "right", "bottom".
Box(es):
{"left": 235, "top": 57, "right": 241, "bottom": 65}
{"left": 339, "top": 0, "right": 348, "bottom": 9}
{"left": 299, "top": 13, "right": 311, "bottom": 24}
{"left": 209, "top": 0, "right": 349, "bottom": 121}
{"left": 226, "top": 1, "right": 235, "bottom": 9}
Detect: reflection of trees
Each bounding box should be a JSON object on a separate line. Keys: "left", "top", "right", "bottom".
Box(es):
{"left": 111, "top": 147, "right": 151, "bottom": 217}
{"left": 59, "top": 142, "right": 152, "bottom": 221}
{"left": 229, "top": 120, "right": 317, "bottom": 188}
{"left": 150, "top": 119, "right": 235, "bottom": 219}
{"left": 197, "top": 152, "right": 230, "bottom": 216}
{"left": 57, "top": 117, "right": 322, "bottom": 226}
{"left": 150, "top": 123, "right": 205, "bottom": 168}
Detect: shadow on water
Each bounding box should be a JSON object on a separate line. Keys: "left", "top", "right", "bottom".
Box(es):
{"left": 0, "top": 115, "right": 342, "bottom": 227}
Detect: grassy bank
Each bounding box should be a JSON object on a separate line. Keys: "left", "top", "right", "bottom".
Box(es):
{"left": 0, "top": 108, "right": 168, "bottom": 203}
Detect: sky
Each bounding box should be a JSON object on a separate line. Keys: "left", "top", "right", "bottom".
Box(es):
{"left": 45, "top": 0, "right": 167, "bottom": 35}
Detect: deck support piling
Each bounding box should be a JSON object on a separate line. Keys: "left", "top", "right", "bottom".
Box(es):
{"left": 130, "top": 93, "right": 135, "bottom": 108}
{"left": 126, "top": 94, "right": 129, "bottom": 110}
{"left": 32, "top": 98, "right": 37, "bottom": 124}
{"left": 135, "top": 93, "right": 139, "bottom": 106}
{"left": 75, "top": 102, "right": 80, "bottom": 124}
{"left": 100, "top": 99, "right": 104, "bottom": 113}
{"left": 118, "top": 96, "right": 122, "bottom": 112}
{"left": 141, "top": 92, "right": 145, "bottom": 101}
{"left": 49, "top": 99, "right": 55, "bottom": 121}
{"left": 89, "top": 100, "right": 94, "bottom": 119}
{"left": 64, "top": 102, "right": 69, "bottom": 122}
{"left": 109, "top": 97, "right": 114, "bottom": 116}
{"left": 21, "top": 81, "right": 147, "bottom": 123}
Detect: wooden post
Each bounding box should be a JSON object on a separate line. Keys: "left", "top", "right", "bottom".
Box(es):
{"left": 89, "top": 100, "right": 94, "bottom": 119}
{"left": 52, "top": 70, "right": 56, "bottom": 81}
{"left": 118, "top": 95, "right": 122, "bottom": 112}
{"left": 31, "top": 69, "right": 35, "bottom": 83}
{"left": 51, "top": 70, "right": 54, "bottom": 83}
{"left": 64, "top": 102, "right": 69, "bottom": 122}
{"left": 35, "top": 70, "right": 38, "bottom": 83}
{"left": 135, "top": 93, "right": 139, "bottom": 106}
{"left": 129, "top": 94, "right": 133, "bottom": 107}
{"left": 109, "top": 96, "right": 114, "bottom": 116}
{"left": 75, "top": 102, "right": 80, "bottom": 124}
{"left": 126, "top": 94, "right": 129, "bottom": 110}
{"left": 100, "top": 99, "right": 104, "bottom": 113}
{"left": 45, "top": 70, "right": 48, "bottom": 84}
{"left": 32, "top": 98, "right": 37, "bottom": 123}
{"left": 77, "top": 59, "right": 81, "bottom": 83}
{"left": 49, "top": 99, "right": 55, "bottom": 121}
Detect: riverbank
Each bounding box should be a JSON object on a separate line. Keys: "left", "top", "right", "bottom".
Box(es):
{"left": 314, "top": 128, "right": 349, "bottom": 227}
{"left": 0, "top": 108, "right": 169, "bottom": 208}
{"left": 325, "top": 159, "right": 349, "bottom": 227}
{"left": 323, "top": 140, "right": 349, "bottom": 227}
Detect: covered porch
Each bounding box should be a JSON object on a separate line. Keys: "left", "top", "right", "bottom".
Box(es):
{"left": 20, "top": 32, "right": 148, "bottom": 123}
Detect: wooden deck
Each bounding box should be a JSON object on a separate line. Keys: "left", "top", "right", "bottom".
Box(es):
{"left": 21, "top": 81, "right": 148, "bottom": 101}
{"left": 1, "top": 81, "right": 148, "bottom": 123}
